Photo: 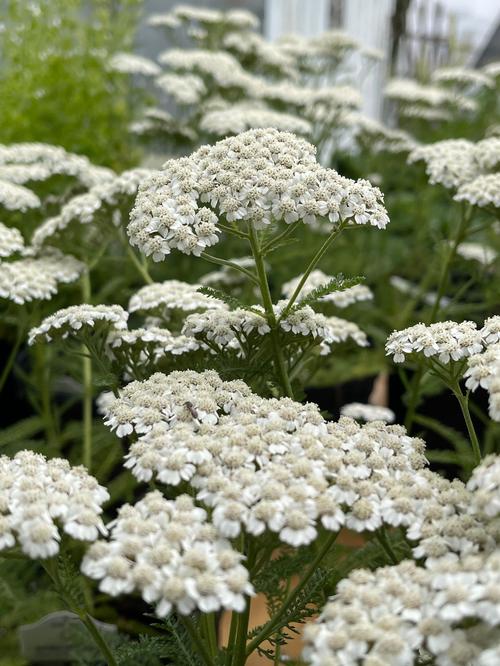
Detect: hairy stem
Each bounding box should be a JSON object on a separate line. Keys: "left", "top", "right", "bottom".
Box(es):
{"left": 248, "top": 225, "right": 294, "bottom": 398}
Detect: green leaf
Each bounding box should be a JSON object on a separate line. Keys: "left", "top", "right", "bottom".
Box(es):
{"left": 291, "top": 274, "right": 365, "bottom": 312}
{"left": 0, "top": 417, "right": 44, "bottom": 448}
{"left": 197, "top": 286, "right": 259, "bottom": 313}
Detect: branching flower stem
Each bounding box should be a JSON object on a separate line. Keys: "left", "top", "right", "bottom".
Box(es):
{"left": 81, "top": 271, "right": 93, "bottom": 471}
{"left": 405, "top": 204, "right": 474, "bottom": 432}
{"left": 200, "top": 251, "right": 260, "bottom": 286}
{"left": 248, "top": 225, "right": 294, "bottom": 398}
{"left": 244, "top": 530, "right": 339, "bottom": 661}
{"left": 279, "top": 220, "right": 347, "bottom": 320}
{"left": 449, "top": 381, "right": 482, "bottom": 465}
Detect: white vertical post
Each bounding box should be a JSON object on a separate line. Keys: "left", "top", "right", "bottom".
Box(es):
{"left": 264, "top": 0, "right": 330, "bottom": 41}
{"left": 343, "top": 0, "right": 394, "bottom": 119}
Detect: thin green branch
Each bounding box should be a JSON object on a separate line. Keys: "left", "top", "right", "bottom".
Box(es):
{"left": 200, "top": 252, "right": 259, "bottom": 286}
{"left": 245, "top": 530, "right": 339, "bottom": 658}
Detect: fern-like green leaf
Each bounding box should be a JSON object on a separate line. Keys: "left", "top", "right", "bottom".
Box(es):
{"left": 291, "top": 274, "right": 365, "bottom": 312}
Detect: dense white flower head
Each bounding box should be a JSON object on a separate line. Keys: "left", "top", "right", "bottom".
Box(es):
{"left": 158, "top": 48, "right": 255, "bottom": 90}
{"left": 32, "top": 169, "right": 153, "bottom": 248}
{"left": 408, "top": 138, "right": 500, "bottom": 190}
{"left": 28, "top": 304, "right": 128, "bottom": 345}
{"left": 340, "top": 403, "right": 395, "bottom": 423}
{"left": 455, "top": 173, "right": 500, "bottom": 208}
{"left": 128, "top": 280, "right": 225, "bottom": 317}
{"left": 303, "top": 552, "right": 500, "bottom": 666}
{"left": 386, "top": 321, "right": 483, "bottom": 364}
{"left": 0, "top": 180, "right": 40, "bottom": 211}
{"left": 467, "top": 455, "right": 500, "bottom": 519}
{"left": 128, "top": 128, "right": 389, "bottom": 260}
{"left": 106, "top": 326, "right": 203, "bottom": 369}
{"left": 200, "top": 103, "right": 312, "bottom": 137}
{"left": 432, "top": 66, "right": 494, "bottom": 89}
{"left": 456, "top": 242, "right": 497, "bottom": 265}
{"left": 483, "top": 61, "right": 500, "bottom": 79}
{"left": 0, "top": 142, "right": 114, "bottom": 188}
{"left": 0, "top": 451, "right": 108, "bottom": 558}
{"left": 385, "top": 77, "right": 476, "bottom": 112}
{"left": 0, "top": 222, "right": 24, "bottom": 257}
{"left": 182, "top": 303, "right": 368, "bottom": 354}
{"left": 343, "top": 111, "right": 418, "bottom": 154}
{"left": 100, "top": 370, "right": 476, "bottom": 550}
{"left": 0, "top": 250, "right": 84, "bottom": 304}
{"left": 464, "top": 340, "right": 500, "bottom": 421}
{"left": 81, "top": 492, "right": 253, "bottom": 615}
{"left": 155, "top": 73, "right": 206, "bottom": 105}
{"left": 102, "top": 370, "right": 253, "bottom": 438}
{"left": 109, "top": 52, "right": 161, "bottom": 77}
{"left": 156, "top": 4, "right": 259, "bottom": 30}
{"left": 281, "top": 270, "right": 373, "bottom": 308}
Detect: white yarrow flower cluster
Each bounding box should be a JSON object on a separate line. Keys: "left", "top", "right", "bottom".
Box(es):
{"left": 303, "top": 551, "right": 500, "bottom": 666}
{"left": 464, "top": 336, "right": 500, "bottom": 421}
{"left": 0, "top": 451, "right": 108, "bottom": 558}
{"left": 0, "top": 142, "right": 114, "bottom": 189}
{"left": 28, "top": 304, "right": 128, "bottom": 345}
{"left": 32, "top": 168, "right": 153, "bottom": 248}
{"left": 340, "top": 403, "right": 395, "bottom": 423}
{"left": 182, "top": 304, "right": 368, "bottom": 354}
{"left": 0, "top": 180, "right": 40, "bottom": 211}
{"left": 0, "top": 250, "right": 84, "bottom": 304}
{"left": 200, "top": 104, "right": 312, "bottom": 138}
{"left": 386, "top": 320, "right": 483, "bottom": 364}
{"left": 128, "top": 128, "right": 389, "bottom": 260}
{"left": 432, "top": 66, "right": 494, "bottom": 89}
{"left": 128, "top": 280, "right": 225, "bottom": 317}
{"left": 455, "top": 173, "right": 500, "bottom": 208}
{"left": 101, "top": 370, "right": 479, "bottom": 549}
{"left": 0, "top": 222, "right": 24, "bottom": 257}
{"left": 467, "top": 455, "right": 500, "bottom": 518}
{"left": 102, "top": 370, "right": 253, "bottom": 438}
{"left": 81, "top": 492, "right": 253, "bottom": 616}
{"left": 156, "top": 73, "right": 206, "bottom": 105}
{"left": 109, "top": 52, "right": 161, "bottom": 77}
{"left": 281, "top": 270, "right": 373, "bottom": 308}
{"left": 456, "top": 242, "right": 497, "bottom": 265}
{"left": 408, "top": 138, "right": 500, "bottom": 190}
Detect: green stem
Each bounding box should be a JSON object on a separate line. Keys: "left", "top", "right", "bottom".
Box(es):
{"left": 245, "top": 531, "right": 339, "bottom": 659}
{"left": 179, "top": 615, "right": 213, "bottom": 666}
{"left": 248, "top": 225, "right": 294, "bottom": 398}
{"left": 376, "top": 528, "right": 399, "bottom": 565}
{"left": 261, "top": 221, "right": 300, "bottom": 253}
{"left": 429, "top": 204, "right": 472, "bottom": 323}
{"left": 450, "top": 382, "right": 482, "bottom": 466}
{"left": 202, "top": 613, "right": 218, "bottom": 659}
{"left": 0, "top": 325, "right": 24, "bottom": 393}
{"left": 279, "top": 221, "right": 347, "bottom": 319}
{"left": 200, "top": 252, "right": 259, "bottom": 286}
{"left": 41, "top": 560, "right": 117, "bottom": 666}
{"left": 232, "top": 598, "right": 252, "bottom": 666}
{"left": 81, "top": 272, "right": 93, "bottom": 471}
{"left": 405, "top": 205, "right": 473, "bottom": 432}
{"left": 126, "top": 244, "right": 153, "bottom": 284}
{"left": 80, "top": 612, "right": 118, "bottom": 666}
